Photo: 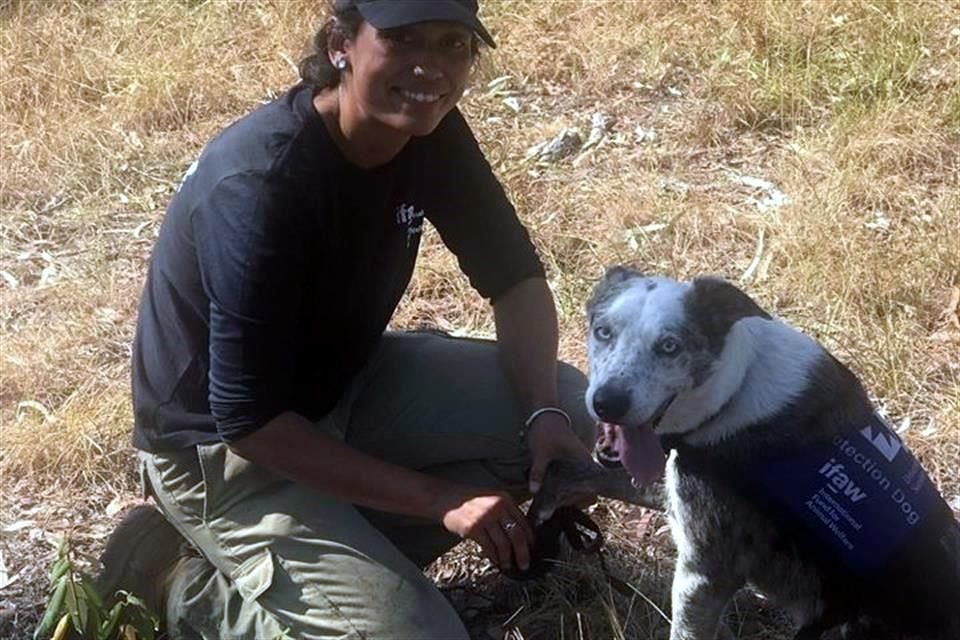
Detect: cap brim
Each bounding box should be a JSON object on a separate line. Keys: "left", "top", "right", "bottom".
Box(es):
{"left": 355, "top": 0, "right": 496, "bottom": 49}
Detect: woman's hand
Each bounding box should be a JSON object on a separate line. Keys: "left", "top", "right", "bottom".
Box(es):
{"left": 437, "top": 488, "right": 534, "bottom": 573}
{"left": 527, "top": 412, "right": 597, "bottom": 506}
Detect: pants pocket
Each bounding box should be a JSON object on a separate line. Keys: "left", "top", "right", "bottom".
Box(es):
{"left": 195, "top": 444, "right": 212, "bottom": 523}
{"left": 231, "top": 548, "right": 275, "bottom": 603}
{"left": 196, "top": 442, "right": 286, "bottom": 523}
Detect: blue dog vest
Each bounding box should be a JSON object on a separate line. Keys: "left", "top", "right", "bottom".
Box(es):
{"left": 755, "top": 413, "right": 943, "bottom": 573}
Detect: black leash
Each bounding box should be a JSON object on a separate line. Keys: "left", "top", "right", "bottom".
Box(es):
{"left": 502, "top": 505, "right": 604, "bottom": 580}
{"left": 501, "top": 505, "right": 674, "bottom": 625}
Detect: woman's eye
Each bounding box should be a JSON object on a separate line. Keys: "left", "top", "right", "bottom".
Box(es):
{"left": 593, "top": 325, "right": 613, "bottom": 341}
{"left": 656, "top": 337, "right": 681, "bottom": 356}
{"left": 382, "top": 29, "right": 415, "bottom": 46}
{"left": 445, "top": 36, "right": 468, "bottom": 51}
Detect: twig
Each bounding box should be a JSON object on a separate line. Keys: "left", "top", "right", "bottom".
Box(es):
{"left": 740, "top": 226, "right": 765, "bottom": 284}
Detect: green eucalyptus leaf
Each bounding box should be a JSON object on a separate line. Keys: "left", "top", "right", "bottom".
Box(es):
{"left": 33, "top": 577, "right": 67, "bottom": 640}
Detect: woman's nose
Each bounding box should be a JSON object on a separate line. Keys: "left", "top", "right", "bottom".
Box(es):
{"left": 412, "top": 64, "right": 444, "bottom": 80}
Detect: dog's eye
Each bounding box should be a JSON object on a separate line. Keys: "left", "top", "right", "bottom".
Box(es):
{"left": 655, "top": 337, "right": 681, "bottom": 356}
{"left": 593, "top": 325, "right": 613, "bottom": 342}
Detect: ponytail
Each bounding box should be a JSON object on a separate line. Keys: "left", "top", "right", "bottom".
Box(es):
{"left": 298, "top": 6, "right": 363, "bottom": 88}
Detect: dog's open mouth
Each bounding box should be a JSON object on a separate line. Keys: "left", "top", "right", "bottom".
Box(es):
{"left": 597, "top": 394, "right": 674, "bottom": 486}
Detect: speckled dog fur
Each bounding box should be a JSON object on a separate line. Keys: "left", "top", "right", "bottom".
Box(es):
{"left": 584, "top": 267, "right": 960, "bottom": 640}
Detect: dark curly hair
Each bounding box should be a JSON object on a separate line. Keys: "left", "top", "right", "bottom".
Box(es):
{"left": 298, "top": 5, "right": 364, "bottom": 89}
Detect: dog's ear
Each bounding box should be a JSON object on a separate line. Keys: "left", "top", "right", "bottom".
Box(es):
{"left": 686, "top": 277, "right": 771, "bottom": 353}
{"left": 603, "top": 265, "right": 644, "bottom": 284}
{"left": 586, "top": 265, "right": 644, "bottom": 318}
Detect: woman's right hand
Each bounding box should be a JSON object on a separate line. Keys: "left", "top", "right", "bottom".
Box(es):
{"left": 437, "top": 488, "right": 534, "bottom": 573}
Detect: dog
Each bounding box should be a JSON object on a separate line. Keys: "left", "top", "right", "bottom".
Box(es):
{"left": 582, "top": 267, "right": 960, "bottom": 640}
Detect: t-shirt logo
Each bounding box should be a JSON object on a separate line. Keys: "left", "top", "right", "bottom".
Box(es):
{"left": 395, "top": 203, "right": 425, "bottom": 248}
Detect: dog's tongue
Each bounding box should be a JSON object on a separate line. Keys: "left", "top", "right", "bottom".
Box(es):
{"left": 612, "top": 422, "right": 666, "bottom": 485}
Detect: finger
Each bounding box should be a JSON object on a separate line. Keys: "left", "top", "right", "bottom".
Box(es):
{"left": 528, "top": 455, "right": 547, "bottom": 494}
{"left": 501, "top": 504, "right": 532, "bottom": 571}
{"left": 507, "top": 502, "right": 535, "bottom": 542}
{"left": 474, "top": 530, "right": 498, "bottom": 566}
{"left": 487, "top": 521, "right": 514, "bottom": 570}
{"left": 505, "top": 520, "right": 531, "bottom": 572}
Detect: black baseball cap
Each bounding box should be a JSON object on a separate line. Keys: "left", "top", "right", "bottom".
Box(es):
{"left": 334, "top": 0, "right": 496, "bottom": 48}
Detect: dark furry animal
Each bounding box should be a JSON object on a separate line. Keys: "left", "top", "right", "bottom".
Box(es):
{"left": 581, "top": 268, "right": 960, "bottom": 640}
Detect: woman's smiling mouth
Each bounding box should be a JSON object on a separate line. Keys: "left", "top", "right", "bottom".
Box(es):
{"left": 397, "top": 88, "right": 443, "bottom": 104}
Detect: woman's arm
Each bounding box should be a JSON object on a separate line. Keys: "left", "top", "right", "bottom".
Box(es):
{"left": 229, "top": 411, "right": 534, "bottom": 571}
{"left": 492, "top": 277, "right": 595, "bottom": 493}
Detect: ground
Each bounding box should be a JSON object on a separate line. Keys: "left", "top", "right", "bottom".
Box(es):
{"left": 2, "top": 1, "right": 959, "bottom": 638}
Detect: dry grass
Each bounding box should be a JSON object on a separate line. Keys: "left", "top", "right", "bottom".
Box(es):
{"left": 2, "top": 0, "right": 959, "bottom": 638}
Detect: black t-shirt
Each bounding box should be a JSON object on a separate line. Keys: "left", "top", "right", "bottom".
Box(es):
{"left": 132, "top": 84, "right": 544, "bottom": 452}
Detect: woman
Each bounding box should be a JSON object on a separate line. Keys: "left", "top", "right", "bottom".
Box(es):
{"left": 128, "top": 0, "right": 595, "bottom": 637}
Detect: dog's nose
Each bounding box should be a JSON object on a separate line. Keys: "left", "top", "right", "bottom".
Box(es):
{"left": 592, "top": 384, "right": 630, "bottom": 422}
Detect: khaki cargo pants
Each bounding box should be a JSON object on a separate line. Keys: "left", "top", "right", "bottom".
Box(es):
{"left": 139, "top": 332, "right": 594, "bottom": 639}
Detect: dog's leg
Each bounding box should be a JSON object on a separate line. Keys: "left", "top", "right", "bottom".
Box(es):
{"left": 669, "top": 561, "right": 739, "bottom": 640}
{"left": 527, "top": 459, "right": 664, "bottom": 527}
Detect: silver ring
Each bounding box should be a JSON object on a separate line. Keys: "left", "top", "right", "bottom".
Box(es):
{"left": 502, "top": 520, "right": 518, "bottom": 533}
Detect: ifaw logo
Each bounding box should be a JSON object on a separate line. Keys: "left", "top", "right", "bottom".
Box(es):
{"left": 395, "top": 203, "right": 425, "bottom": 248}
{"left": 819, "top": 460, "right": 868, "bottom": 503}
{"left": 860, "top": 422, "right": 901, "bottom": 463}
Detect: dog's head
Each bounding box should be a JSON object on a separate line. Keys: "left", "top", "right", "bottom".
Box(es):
{"left": 585, "top": 268, "right": 769, "bottom": 480}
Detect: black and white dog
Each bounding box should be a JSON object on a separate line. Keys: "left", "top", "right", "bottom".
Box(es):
{"left": 584, "top": 267, "right": 960, "bottom": 640}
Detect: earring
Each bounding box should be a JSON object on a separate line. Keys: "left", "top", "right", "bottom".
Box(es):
{"left": 335, "top": 56, "right": 347, "bottom": 70}
{"left": 412, "top": 65, "right": 425, "bottom": 77}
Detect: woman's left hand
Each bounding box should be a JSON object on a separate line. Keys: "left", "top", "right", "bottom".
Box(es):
{"left": 526, "top": 413, "right": 596, "bottom": 505}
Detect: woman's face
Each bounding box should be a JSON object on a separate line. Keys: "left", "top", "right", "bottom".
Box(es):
{"left": 338, "top": 21, "right": 475, "bottom": 137}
